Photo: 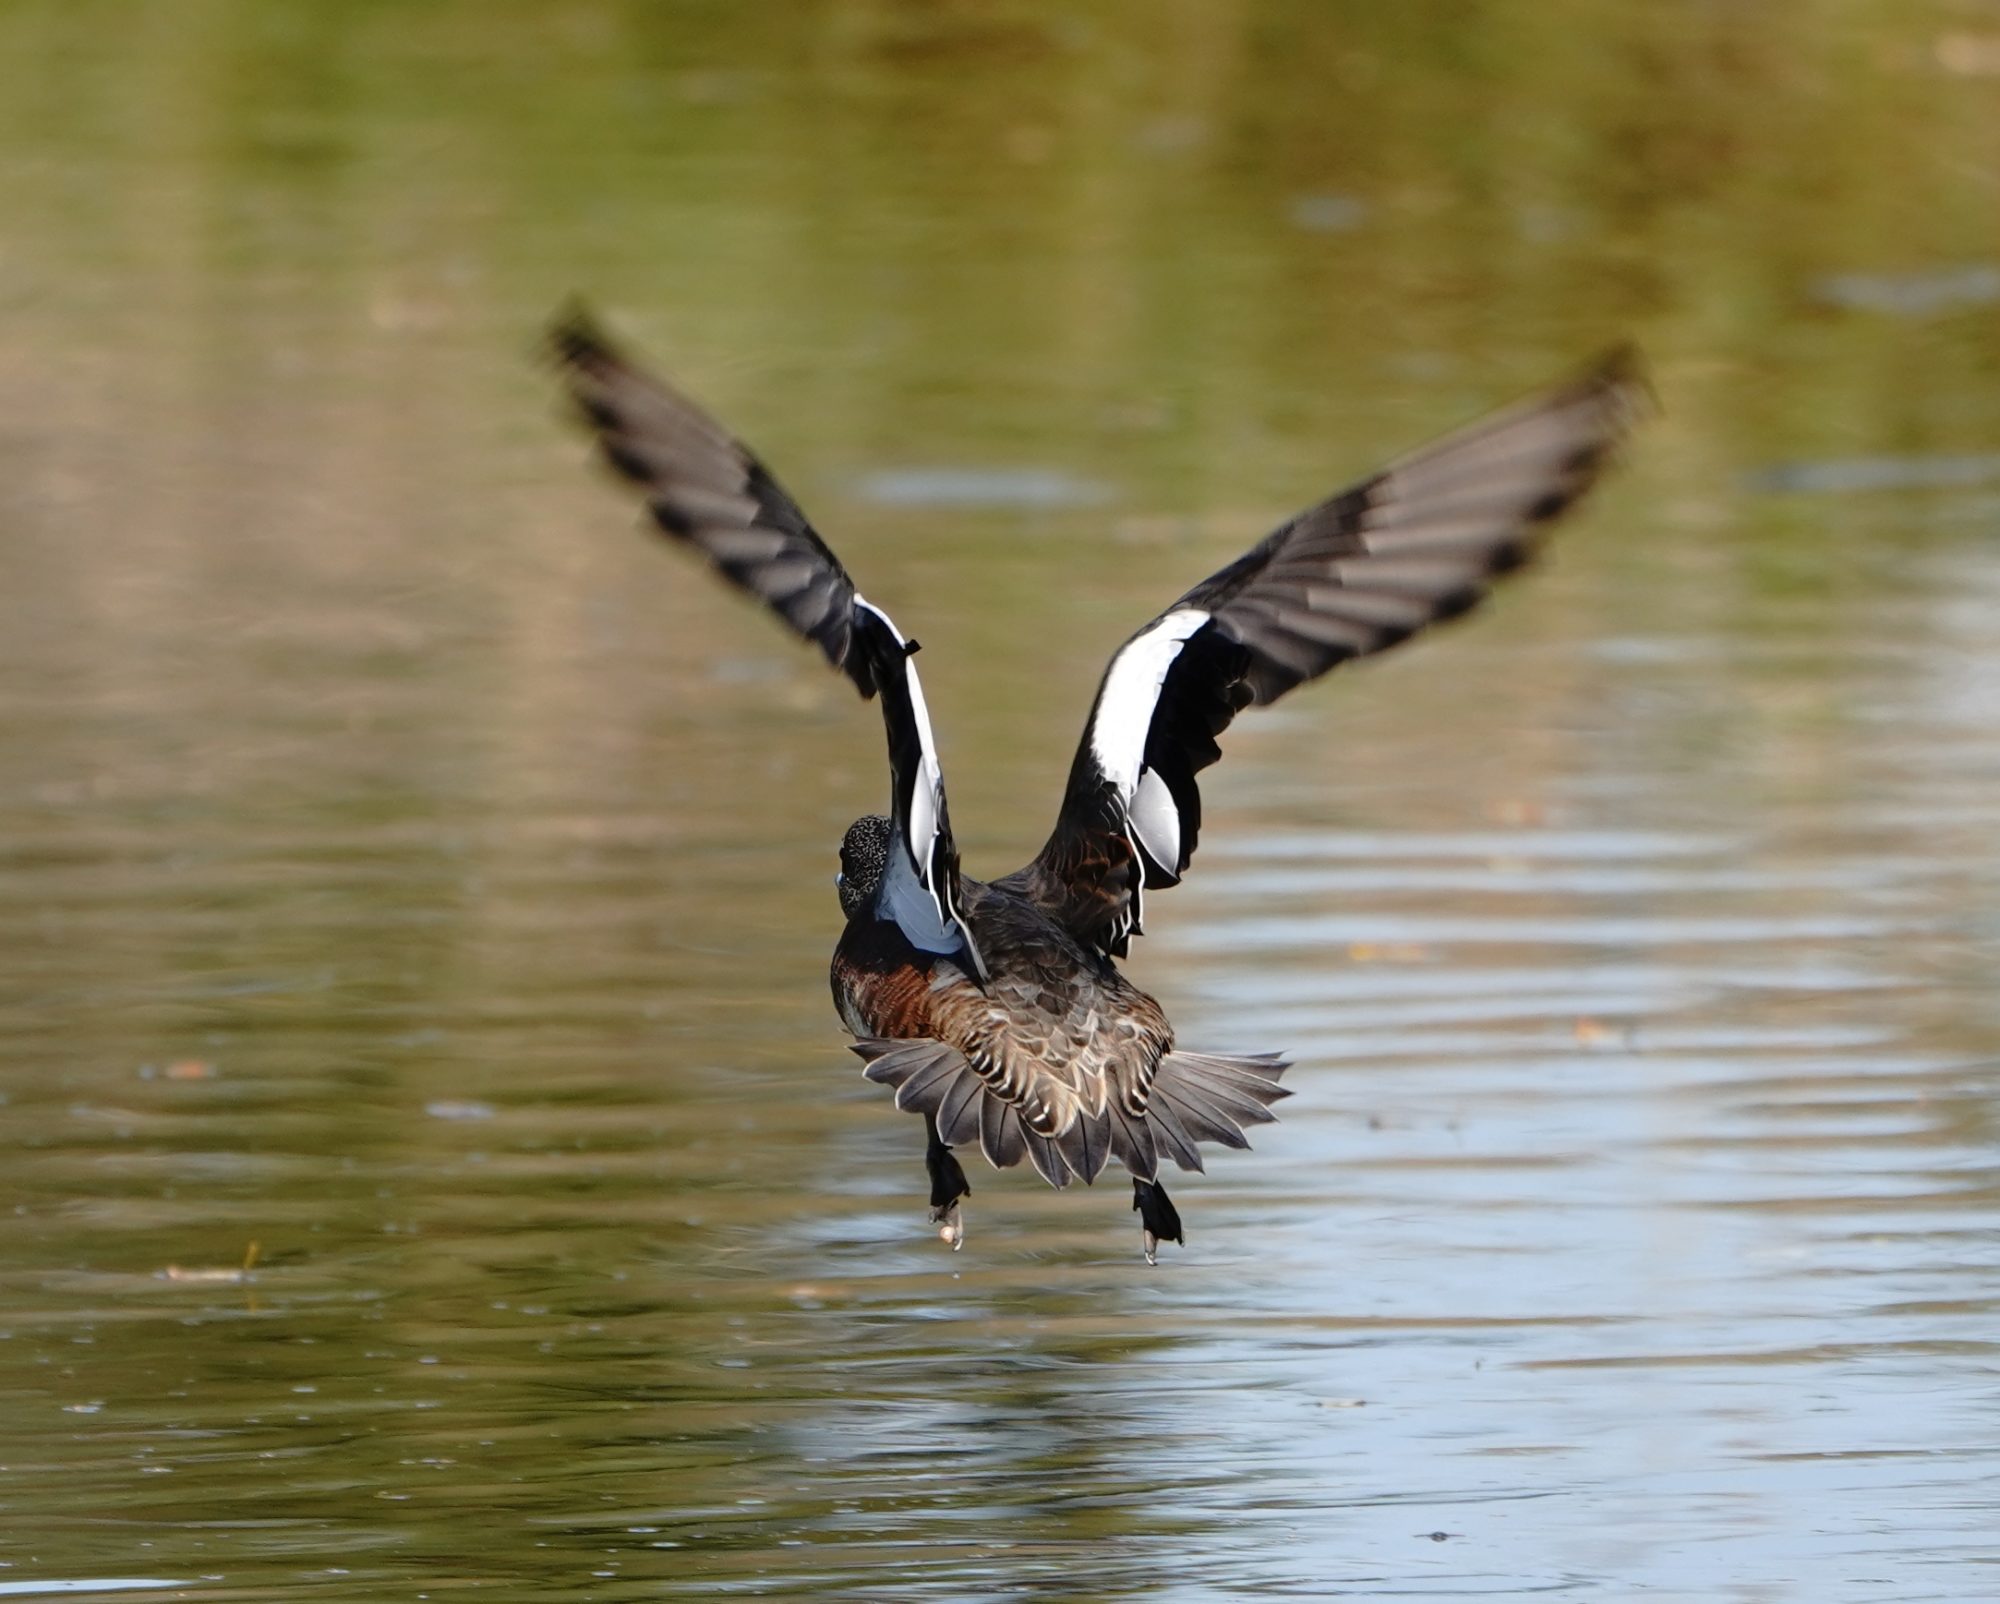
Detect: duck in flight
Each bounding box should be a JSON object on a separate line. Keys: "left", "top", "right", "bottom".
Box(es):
{"left": 550, "top": 312, "right": 1645, "bottom": 1261}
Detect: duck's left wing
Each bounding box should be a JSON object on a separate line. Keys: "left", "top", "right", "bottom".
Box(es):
{"left": 551, "top": 309, "right": 984, "bottom": 980}
{"left": 1020, "top": 348, "right": 1648, "bottom": 959}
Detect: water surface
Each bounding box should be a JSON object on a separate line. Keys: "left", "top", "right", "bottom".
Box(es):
{"left": 3, "top": 3, "right": 1999, "bottom": 1599}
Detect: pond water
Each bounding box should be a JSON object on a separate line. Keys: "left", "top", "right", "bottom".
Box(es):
{"left": 3, "top": 3, "right": 1998, "bottom": 1600}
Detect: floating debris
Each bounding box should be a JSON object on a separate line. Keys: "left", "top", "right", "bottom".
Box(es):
{"left": 161, "top": 1242, "right": 260, "bottom": 1285}
{"left": 136, "top": 1059, "right": 217, "bottom": 1081}
{"left": 1346, "top": 941, "right": 1432, "bottom": 964}
{"left": 1573, "top": 1017, "right": 1640, "bottom": 1050}
{"left": 424, "top": 1099, "right": 497, "bottom": 1122}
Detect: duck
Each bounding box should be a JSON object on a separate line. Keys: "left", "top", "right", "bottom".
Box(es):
{"left": 550, "top": 310, "right": 1645, "bottom": 1261}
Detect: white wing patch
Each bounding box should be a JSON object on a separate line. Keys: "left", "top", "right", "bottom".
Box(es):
{"left": 1088, "top": 607, "right": 1210, "bottom": 790}
{"left": 1129, "top": 765, "right": 1182, "bottom": 878}
{"left": 1096, "top": 600, "right": 1200, "bottom": 808}
{"left": 854, "top": 595, "right": 965, "bottom": 960}
{"left": 901, "top": 666, "right": 944, "bottom": 887}
{"left": 855, "top": 597, "right": 945, "bottom": 885}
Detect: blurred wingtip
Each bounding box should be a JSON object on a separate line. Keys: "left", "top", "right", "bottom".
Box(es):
{"left": 1587, "top": 340, "right": 1658, "bottom": 422}
{"left": 545, "top": 297, "right": 614, "bottom": 371}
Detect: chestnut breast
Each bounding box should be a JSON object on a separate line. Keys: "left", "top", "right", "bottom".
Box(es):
{"left": 829, "top": 917, "right": 946, "bottom": 1040}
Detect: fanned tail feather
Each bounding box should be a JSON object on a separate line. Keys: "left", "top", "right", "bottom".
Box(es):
{"left": 1106, "top": 1101, "right": 1158, "bottom": 1181}
{"left": 1021, "top": 1126, "right": 1072, "bottom": 1189}
{"left": 933, "top": 1069, "right": 984, "bottom": 1148}
{"left": 854, "top": 1037, "right": 1074, "bottom": 1187}
{"left": 978, "top": 1092, "right": 1028, "bottom": 1170}
{"left": 1145, "top": 1092, "right": 1205, "bottom": 1174}
{"left": 855, "top": 1038, "right": 974, "bottom": 1116}
{"left": 1053, "top": 1109, "right": 1113, "bottom": 1186}
{"left": 1144, "top": 1051, "right": 1290, "bottom": 1175}
{"left": 854, "top": 1040, "right": 1289, "bottom": 1188}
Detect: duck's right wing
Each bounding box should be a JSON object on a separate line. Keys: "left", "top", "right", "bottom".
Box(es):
{"left": 552, "top": 310, "right": 868, "bottom": 687}
{"left": 1019, "top": 348, "right": 1649, "bottom": 959}
{"left": 551, "top": 309, "right": 984, "bottom": 980}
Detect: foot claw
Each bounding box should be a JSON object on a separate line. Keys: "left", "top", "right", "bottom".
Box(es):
{"left": 1142, "top": 1230, "right": 1159, "bottom": 1267}
{"left": 932, "top": 1199, "right": 964, "bottom": 1250}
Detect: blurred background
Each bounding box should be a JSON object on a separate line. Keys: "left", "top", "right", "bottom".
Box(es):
{"left": 3, "top": 2, "right": 1999, "bottom": 1599}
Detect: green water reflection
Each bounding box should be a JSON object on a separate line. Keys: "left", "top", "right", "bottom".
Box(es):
{"left": 3, "top": 2, "right": 1998, "bottom": 1599}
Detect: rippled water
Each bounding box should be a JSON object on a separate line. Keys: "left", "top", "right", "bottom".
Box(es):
{"left": 5, "top": 3, "right": 2000, "bottom": 1600}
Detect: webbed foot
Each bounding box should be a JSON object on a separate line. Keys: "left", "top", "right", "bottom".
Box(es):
{"left": 925, "top": 1114, "right": 970, "bottom": 1251}
{"left": 1133, "top": 1177, "right": 1183, "bottom": 1265}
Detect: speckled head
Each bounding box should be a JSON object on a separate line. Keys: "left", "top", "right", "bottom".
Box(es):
{"left": 837, "top": 814, "right": 893, "bottom": 921}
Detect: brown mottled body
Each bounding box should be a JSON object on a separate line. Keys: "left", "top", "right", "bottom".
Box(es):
{"left": 833, "top": 874, "right": 1174, "bottom": 1142}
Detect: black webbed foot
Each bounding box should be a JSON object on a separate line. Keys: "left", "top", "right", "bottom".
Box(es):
{"left": 1133, "top": 1177, "right": 1183, "bottom": 1265}
{"left": 925, "top": 1113, "right": 970, "bottom": 1250}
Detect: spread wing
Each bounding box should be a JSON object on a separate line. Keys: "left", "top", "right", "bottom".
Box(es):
{"left": 1018, "top": 347, "right": 1648, "bottom": 958}
{"left": 551, "top": 308, "right": 985, "bottom": 980}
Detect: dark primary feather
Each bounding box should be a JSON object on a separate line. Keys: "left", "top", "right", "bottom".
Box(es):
{"left": 1024, "top": 347, "right": 1649, "bottom": 958}
{"left": 1176, "top": 346, "right": 1648, "bottom": 700}
{"left": 552, "top": 308, "right": 984, "bottom": 977}
{"left": 549, "top": 310, "right": 875, "bottom": 696}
